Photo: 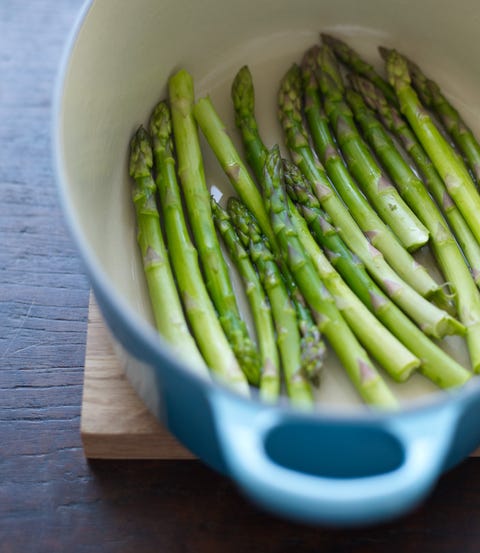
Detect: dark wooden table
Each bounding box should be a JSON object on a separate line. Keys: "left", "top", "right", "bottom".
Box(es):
{"left": 3, "top": 1, "right": 480, "bottom": 551}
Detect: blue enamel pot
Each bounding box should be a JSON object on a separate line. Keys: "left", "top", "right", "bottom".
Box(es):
{"left": 53, "top": 0, "right": 480, "bottom": 526}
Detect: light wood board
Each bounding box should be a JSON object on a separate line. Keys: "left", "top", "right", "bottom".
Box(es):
{"left": 81, "top": 295, "right": 480, "bottom": 459}
{"left": 81, "top": 294, "right": 195, "bottom": 459}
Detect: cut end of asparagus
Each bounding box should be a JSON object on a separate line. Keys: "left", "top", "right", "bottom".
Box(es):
{"left": 423, "top": 313, "right": 466, "bottom": 340}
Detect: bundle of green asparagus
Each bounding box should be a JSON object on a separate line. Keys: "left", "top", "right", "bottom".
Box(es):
{"left": 128, "top": 32, "right": 480, "bottom": 410}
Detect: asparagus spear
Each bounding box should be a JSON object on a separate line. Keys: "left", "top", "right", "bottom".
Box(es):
{"left": 385, "top": 50, "right": 480, "bottom": 245}
{"left": 314, "top": 45, "right": 429, "bottom": 252}
{"left": 284, "top": 274, "right": 326, "bottom": 386}
{"left": 128, "top": 127, "right": 209, "bottom": 377}
{"left": 278, "top": 63, "right": 463, "bottom": 339}
{"left": 321, "top": 33, "right": 397, "bottom": 105}
{"left": 231, "top": 66, "right": 268, "bottom": 181}
{"left": 231, "top": 67, "right": 420, "bottom": 380}
{"left": 168, "top": 70, "right": 261, "bottom": 385}
{"left": 227, "top": 197, "right": 314, "bottom": 408}
{"left": 299, "top": 56, "right": 442, "bottom": 298}
{"left": 346, "top": 85, "right": 480, "bottom": 373}
{"left": 146, "top": 106, "right": 249, "bottom": 394}
{"left": 285, "top": 159, "right": 471, "bottom": 387}
{"left": 232, "top": 65, "right": 327, "bottom": 384}
{"left": 193, "top": 73, "right": 326, "bottom": 384}
{"left": 350, "top": 74, "right": 480, "bottom": 287}
{"left": 263, "top": 145, "right": 398, "bottom": 408}
{"left": 210, "top": 198, "right": 280, "bottom": 402}
{"left": 193, "top": 95, "right": 275, "bottom": 247}
{"left": 380, "top": 48, "right": 480, "bottom": 184}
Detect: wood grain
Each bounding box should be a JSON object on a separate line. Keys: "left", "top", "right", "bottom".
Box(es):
{"left": 81, "top": 294, "right": 194, "bottom": 459}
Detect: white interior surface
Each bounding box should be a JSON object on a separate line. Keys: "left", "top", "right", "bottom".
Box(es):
{"left": 59, "top": 0, "right": 480, "bottom": 411}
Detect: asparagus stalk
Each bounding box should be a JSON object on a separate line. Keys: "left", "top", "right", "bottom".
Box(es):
{"left": 232, "top": 65, "right": 326, "bottom": 384}
{"left": 168, "top": 70, "right": 261, "bottom": 385}
{"left": 380, "top": 48, "right": 480, "bottom": 184}
{"left": 194, "top": 86, "right": 325, "bottom": 383}
{"left": 231, "top": 66, "right": 268, "bottom": 181}
{"left": 346, "top": 85, "right": 480, "bottom": 373}
{"left": 147, "top": 105, "right": 248, "bottom": 394}
{"left": 321, "top": 33, "right": 397, "bottom": 105}
{"left": 285, "top": 159, "right": 471, "bottom": 387}
{"left": 314, "top": 45, "right": 429, "bottom": 252}
{"left": 300, "top": 56, "right": 442, "bottom": 298}
{"left": 278, "top": 63, "right": 463, "bottom": 339}
{"left": 385, "top": 50, "right": 480, "bottom": 245}
{"left": 231, "top": 68, "right": 421, "bottom": 380}
{"left": 425, "top": 80, "right": 480, "bottom": 185}
{"left": 211, "top": 198, "right": 280, "bottom": 402}
{"left": 284, "top": 273, "right": 326, "bottom": 385}
{"left": 193, "top": 95, "right": 275, "bottom": 247}
{"left": 263, "top": 145, "right": 398, "bottom": 408}
{"left": 227, "top": 197, "right": 314, "bottom": 408}
{"left": 350, "top": 74, "right": 480, "bottom": 287}
{"left": 128, "top": 127, "right": 209, "bottom": 377}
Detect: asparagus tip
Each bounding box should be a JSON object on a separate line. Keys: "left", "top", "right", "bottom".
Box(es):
{"left": 378, "top": 45, "right": 393, "bottom": 61}
{"left": 129, "top": 125, "right": 153, "bottom": 178}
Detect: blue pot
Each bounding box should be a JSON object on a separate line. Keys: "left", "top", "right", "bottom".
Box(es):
{"left": 53, "top": 0, "right": 480, "bottom": 526}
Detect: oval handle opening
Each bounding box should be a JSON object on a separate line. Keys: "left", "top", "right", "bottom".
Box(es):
{"left": 265, "top": 422, "right": 405, "bottom": 479}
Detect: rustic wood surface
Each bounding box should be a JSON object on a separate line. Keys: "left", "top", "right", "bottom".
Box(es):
{"left": 4, "top": 1, "right": 480, "bottom": 551}
{"left": 81, "top": 295, "right": 195, "bottom": 460}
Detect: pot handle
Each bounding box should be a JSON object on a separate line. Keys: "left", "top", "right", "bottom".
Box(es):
{"left": 210, "top": 393, "right": 460, "bottom": 526}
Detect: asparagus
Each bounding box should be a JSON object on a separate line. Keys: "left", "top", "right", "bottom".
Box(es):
{"left": 385, "top": 50, "right": 480, "bottom": 245}
{"left": 346, "top": 85, "right": 480, "bottom": 373}
{"left": 211, "top": 198, "right": 280, "bottom": 402}
{"left": 285, "top": 159, "right": 471, "bottom": 387}
{"left": 350, "top": 74, "right": 480, "bottom": 287}
{"left": 128, "top": 127, "right": 208, "bottom": 377}
{"left": 284, "top": 274, "right": 326, "bottom": 385}
{"left": 300, "top": 56, "right": 442, "bottom": 298}
{"left": 278, "top": 63, "right": 463, "bottom": 339}
{"left": 193, "top": 95, "right": 275, "bottom": 247}
{"left": 380, "top": 48, "right": 480, "bottom": 184}
{"left": 168, "top": 70, "right": 261, "bottom": 385}
{"left": 314, "top": 45, "right": 429, "bottom": 252}
{"left": 227, "top": 197, "right": 314, "bottom": 408}
{"left": 231, "top": 66, "right": 268, "bottom": 181}
{"left": 263, "top": 145, "right": 398, "bottom": 408}
{"left": 232, "top": 66, "right": 422, "bottom": 380}
{"left": 194, "top": 85, "right": 325, "bottom": 384}
{"left": 321, "top": 33, "right": 397, "bottom": 105}
{"left": 146, "top": 105, "right": 249, "bottom": 394}
{"left": 232, "top": 66, "right": 326, "bottom": 384}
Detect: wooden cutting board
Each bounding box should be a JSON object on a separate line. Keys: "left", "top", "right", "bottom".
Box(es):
{"left": 81, "top": 294, "right": 195, "bottom": 459}
{"left": 81, "top": 294, "right": 480, "bottom": 459}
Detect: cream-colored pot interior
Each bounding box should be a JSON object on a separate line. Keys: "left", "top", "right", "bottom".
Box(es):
{"left": 58, "top": 0, "right": 480, "bottom": 410}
